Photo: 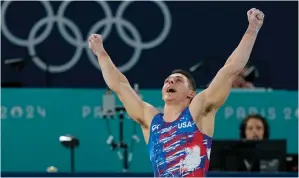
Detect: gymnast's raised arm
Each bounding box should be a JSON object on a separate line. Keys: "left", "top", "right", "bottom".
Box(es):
{"left": 190, "top": 8, "right": 265, "bottom": 120}
{"left": 88, "top": 34, "right": 159, "bottom": 129}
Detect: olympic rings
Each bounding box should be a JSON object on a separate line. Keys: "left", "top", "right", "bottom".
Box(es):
{"left": 115, "top": 1, "right": 172, "bottom": 50}
{"left": 56, "top": 1, "right": 114, "bottom": 47}
{"left": 28, "top": 17, "right": 84, "bottom": 73}
{"left": 1, "top": 1, "right": 55, "bottom": 47}
{"left": 1, "top": 1, "right": 172, "bottom": 73}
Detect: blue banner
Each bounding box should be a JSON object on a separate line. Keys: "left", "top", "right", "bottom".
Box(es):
{"left": 1, "top": 89, "right": 298, "bottom": 172}
{"left": 1, "top": 1, "right": 298, "bottom": 89}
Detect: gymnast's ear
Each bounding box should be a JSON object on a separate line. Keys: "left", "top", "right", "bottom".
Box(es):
{"left": 187, "top": 91, "right": 196, "bottom": 100}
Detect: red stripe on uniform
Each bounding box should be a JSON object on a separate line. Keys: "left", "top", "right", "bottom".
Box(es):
{"left": 163, "top": 135, "right": 182, "bottom": 148}
{"left": 166, "top": 154, "right": 186, "bottom": 168}
{"left": 160, "top": 127, "right": 177, "bottom": 139}
{"left": 165, "top": 145, "right": 186, "bottom": 157}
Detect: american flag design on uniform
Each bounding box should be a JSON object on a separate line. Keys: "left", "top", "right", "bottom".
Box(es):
{"left": 148, "top": 108, "right": 212, "bottom": 177}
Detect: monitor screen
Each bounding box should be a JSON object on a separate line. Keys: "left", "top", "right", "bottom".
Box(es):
{"left": 209, "top": 139, "right": 287, "bottom": 172}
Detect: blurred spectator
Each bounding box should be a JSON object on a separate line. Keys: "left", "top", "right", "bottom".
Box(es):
{"left": 239, "top": 114, "right": 298, "bottom": 172}
{"left": 232, "top": 75, "right": 255, "bottom": 89}
{"left": 239, "top": 114, "right": 269, "bottom": 140}
{"left": 234, "top": 114, "right": 270, "bottom": 172}
{"left": 232, "top": 65, "right": 259, "bottom": 89}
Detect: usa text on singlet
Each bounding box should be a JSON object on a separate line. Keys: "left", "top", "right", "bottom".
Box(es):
{"left": 148, "top": 108, "right": 213, "bottom": 177}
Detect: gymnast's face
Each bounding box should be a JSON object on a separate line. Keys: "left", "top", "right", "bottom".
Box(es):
{"left": 162, "top": 73, "right": 194, "bottom": 103}
{"left": 245, "top": 117, "right": 265, "bottom": 140}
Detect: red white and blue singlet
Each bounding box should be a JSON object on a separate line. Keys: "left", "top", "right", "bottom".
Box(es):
{"left": 148, "top": 108, "right": 213, "bottom": 177}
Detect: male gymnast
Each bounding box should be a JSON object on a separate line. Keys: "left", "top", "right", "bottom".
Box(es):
{"left": 89, "top": 8, "right": 264, "bottom": 177}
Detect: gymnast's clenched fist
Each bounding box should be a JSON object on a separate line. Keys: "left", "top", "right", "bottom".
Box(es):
{"left": 247, "top": 8, "right": 264, "bottom": 30}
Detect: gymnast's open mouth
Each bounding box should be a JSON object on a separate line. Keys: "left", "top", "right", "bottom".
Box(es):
{"left": 167, "top": 88, "right": 176, "bottom": 93}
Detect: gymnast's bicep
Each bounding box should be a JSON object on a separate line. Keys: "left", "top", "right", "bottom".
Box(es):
{"left": 116, "top": 83, "right": 157, "bottom": 128}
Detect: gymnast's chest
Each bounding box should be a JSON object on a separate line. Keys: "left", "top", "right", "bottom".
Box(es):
{"left": 149, "top": 120, "right": 199, "bottom": 157}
